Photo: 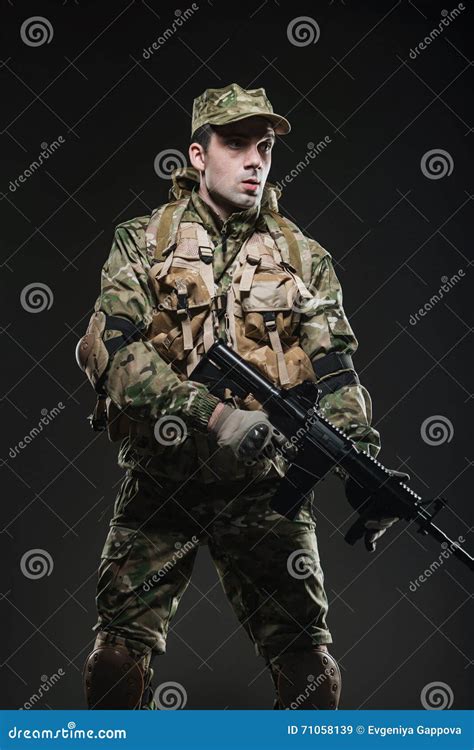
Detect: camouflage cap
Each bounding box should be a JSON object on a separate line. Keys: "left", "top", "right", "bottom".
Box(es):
{"left": 191, "top": 83, "right": 291, "bottom": 137}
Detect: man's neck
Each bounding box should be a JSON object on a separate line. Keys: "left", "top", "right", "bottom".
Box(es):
{"left": 197, "top": 186, "right": 260, "bottom": 225}
{"left": 189, "top": 187, "right": 265, "bottom": 246}
{"left": 197, "top": 186, "right": 232, "bottom": 222}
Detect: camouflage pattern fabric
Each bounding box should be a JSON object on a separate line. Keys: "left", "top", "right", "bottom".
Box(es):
{"left": 93, "top": 471, "right": 331, "bottom": 680}
{"left": 91, "top": 166, "right": 380, "bottom": 483}
{"left": 191, "top": 82, "right": 291, "bottom": 135}
{"left": 84, "top": 166, "right": 381, "bottom": 709}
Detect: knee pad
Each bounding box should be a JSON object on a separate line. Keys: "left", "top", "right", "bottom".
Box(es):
{"left": 274, "top": 646, "right": 341, "bottom": 710}
{"left": 83, "top": 633, "right": 150, "bottom": 709}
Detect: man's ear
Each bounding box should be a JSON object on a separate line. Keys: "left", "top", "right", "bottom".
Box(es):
{"left": 189, "top": 143, "right": 205, "bottom": 172}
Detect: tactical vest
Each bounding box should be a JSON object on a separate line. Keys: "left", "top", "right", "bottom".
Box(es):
{"left": 144, "top": 198, "right": 316, "bottom": 390}
{"left": 100, "top": 199, "right": 317, "bottom": 443}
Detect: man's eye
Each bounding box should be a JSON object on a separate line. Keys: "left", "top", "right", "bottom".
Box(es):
{"left": 261, "top": 142, "right": 273, "bottom": 152}
{"left": 227, "top": 140, "right": 242, "bottom": 148}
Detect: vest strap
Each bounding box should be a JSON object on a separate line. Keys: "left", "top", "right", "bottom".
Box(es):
{"left": 145, "top": 199, "right": 189, "bottom": 262}
{"left": 264, "top": 211, "right": 303, "bottom": 280}
{"left": 263, "top": 312, "right": 290, "bottom": 386}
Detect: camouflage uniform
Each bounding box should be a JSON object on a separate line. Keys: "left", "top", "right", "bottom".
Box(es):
{"left": 80, "top": 84, "right": 381, "bottom": 710}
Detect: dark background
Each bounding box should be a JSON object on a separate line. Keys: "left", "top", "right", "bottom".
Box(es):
{"left": 1, "top": 0, "right": 472, "bottom": 711}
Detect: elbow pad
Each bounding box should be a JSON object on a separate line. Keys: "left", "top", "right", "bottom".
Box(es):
{"left": 75, "top": 312, "right": 144, "bottom": 395}
{"left": 311, "top": 352, "right": 360, "bottom": 397}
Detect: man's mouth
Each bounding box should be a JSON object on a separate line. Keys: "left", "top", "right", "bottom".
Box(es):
{"left": 241, "top": 178, "right": 260, "bottom": 192}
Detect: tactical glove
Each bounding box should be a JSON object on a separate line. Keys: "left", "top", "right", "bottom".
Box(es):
{"left": 208, "top": 403, "right": 295, "bottom": 463}
{"left": 344, "top": 469, "right": 411, "bottom": 552}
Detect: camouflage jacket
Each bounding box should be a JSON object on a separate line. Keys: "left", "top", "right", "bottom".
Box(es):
{"left": 92, "top": 168, "right": 381, "bottom": 481}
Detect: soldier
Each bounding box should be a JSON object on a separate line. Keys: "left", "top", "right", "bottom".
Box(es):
{"left": 76, "top": 83, "right": 408, "bottom": 710}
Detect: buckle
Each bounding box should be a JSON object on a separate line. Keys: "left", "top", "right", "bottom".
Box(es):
{"left": 245, "top": 253, "right": 261, "bottom": 266}
{"left": 199, "top": 246, "right": 213, "bottom": 264}
{"left": 280, "top": 260, "right": 297, "bottom": 274}
{"left": 262, "top": 311, "right": 277, "bottom": 330}
{"left": 88, "top": 396, "right": 108, "bottom": 432}
{"left": 211, "top": 293, "right": 227, "bottom": 318}
{"left": 175, "top": 290, "right": 188, "bottom": 317}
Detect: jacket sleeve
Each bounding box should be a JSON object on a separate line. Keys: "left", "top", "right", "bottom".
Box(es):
{"left": 298, "top": 240, "right": 381, "bottom": 459}
{"left": 88, "top": 217, "right": 220, "bottom": 429}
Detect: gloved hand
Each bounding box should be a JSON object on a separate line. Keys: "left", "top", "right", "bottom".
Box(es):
{"left": 207, "top": 403, "right": 295, "bottom": 463}
{"left": 345, "top": 469, "right": 411, "bottom": 552}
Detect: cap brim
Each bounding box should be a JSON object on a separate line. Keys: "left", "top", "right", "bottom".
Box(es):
{"left": 209, "top": 110, "right": 291, "bottom": 135}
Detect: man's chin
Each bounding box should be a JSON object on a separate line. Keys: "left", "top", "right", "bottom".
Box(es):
{"left": 230, "top": 192, "right": 259, "bottom": 210}
{"left": 211, "top": 189, "right": 260, "bottom": 215}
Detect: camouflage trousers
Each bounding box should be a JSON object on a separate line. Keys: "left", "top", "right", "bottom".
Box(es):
{"left": 92, "top": 467, "right": 332, "bottom": 706}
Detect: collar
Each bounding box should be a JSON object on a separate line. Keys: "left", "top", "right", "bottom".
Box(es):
{"left": 184, "top": 187, "right": 267, "bottom": 244}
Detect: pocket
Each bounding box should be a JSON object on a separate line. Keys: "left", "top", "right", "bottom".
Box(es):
{"left": 148, "top": 264, "right": 212, "bottom": 362}
{"left": 326, "top": 310, "right": 357, "bottom": 343}
{"left": 150, "top": 264, "right": 212, "bottom": 310}
{"left": 240, "top": 271, "right": 299, "bottom": 343}
{"left": 236, "top": 342, "right": 315, "bottom": 388}
{"left": 101, "top": 525, "right": 137, "bottom": 559}
{"left": 97, "top": 525, "right": 137, "bottom": 594}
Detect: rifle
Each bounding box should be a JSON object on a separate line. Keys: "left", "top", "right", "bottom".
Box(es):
{"left": 192, "top": 340, "right": 474, "bottom": 572}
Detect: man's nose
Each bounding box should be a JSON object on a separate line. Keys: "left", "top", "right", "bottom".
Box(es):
{"left": 243, "top": 144, "right": 262, "bottom": 170}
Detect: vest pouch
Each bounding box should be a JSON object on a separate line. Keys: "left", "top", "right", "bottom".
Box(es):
{"left": 233, "top": 324, "right": 315, "bottom": 389}
{"left": 148, "top": 264, "right": 213, "bottom": 365}
{"left": 239, "top": 270, "right": 299, "bottom": 344}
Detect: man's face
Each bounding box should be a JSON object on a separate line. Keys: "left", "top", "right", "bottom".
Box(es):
{"left": 189, "top": 116, "right": 275, "bottom": 215}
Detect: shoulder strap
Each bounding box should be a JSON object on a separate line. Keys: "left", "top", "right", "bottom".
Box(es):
{"left": 263, "top": 211, "right": 313, "bottom": 286}
{"left": 145, "top": 198, "right": 189, "bottom": 262}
